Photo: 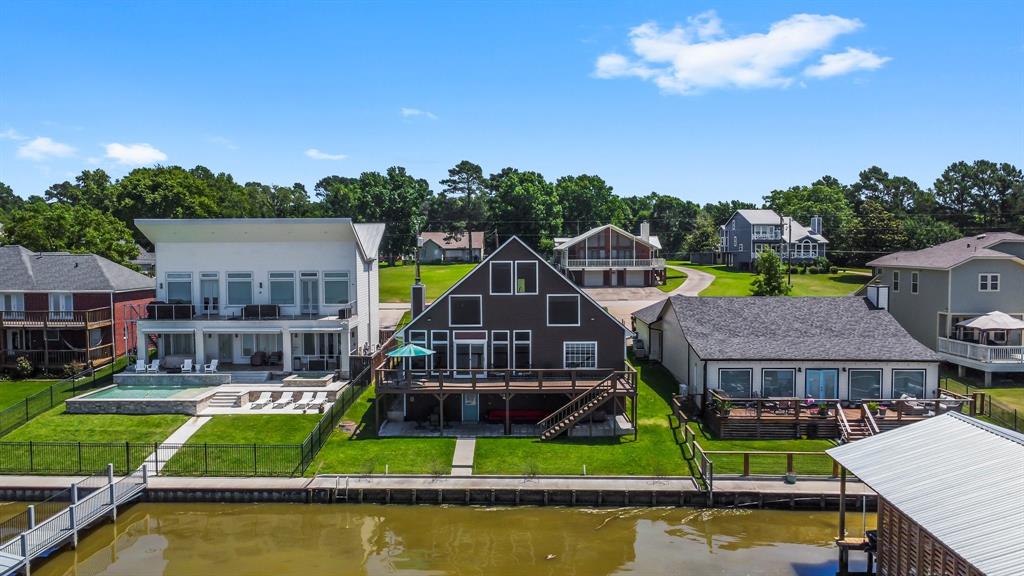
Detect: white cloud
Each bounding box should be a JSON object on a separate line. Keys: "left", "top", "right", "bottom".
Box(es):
{"left": 104, "top": 142, "right": 167, "bottom": 165}
{"left": 594, "top": 11, "right": 888, "bottom": 94}
{"left": 16, "top": 137, "right": 76, "bottom": 161}
{"left": 0, "top": 128, "right": 26, "bottom": 141}
{"left": 305, "top": 148, "right": 347, "bottom": 161}
{"left": 805, "top": 47, "right": 891, "bottom": 78}
{"left": 400, "top": 107, "right": 438, "bottom": 120}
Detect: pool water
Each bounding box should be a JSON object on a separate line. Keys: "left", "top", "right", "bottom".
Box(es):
{"left": 85, "top": 385, "right": 216, "bottom": 400}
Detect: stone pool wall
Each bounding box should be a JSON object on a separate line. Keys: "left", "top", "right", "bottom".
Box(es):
{"left": 115, "top": 373, "right": 232, "bottom": 386}
{"left": 66, "top": 386, "right": 217, "bottom": 416}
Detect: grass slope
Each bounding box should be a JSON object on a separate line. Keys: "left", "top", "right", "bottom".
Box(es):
{"left": 186, "top": 414, "right": 321, "bottom": 444}
{"left": 0, "top": 381, "right": 56, "bottom": 411}
{"left": 379, "top": 263, "right": 475, "bottom": 303}
{"left": 310, "top": 387, "right": 456, "bottom": 475}
{"left": 686, "top": 420, "right": 835, "bottom": 476}
{"left": 657, "top": 268, "right": 687, "bottom": 293}
{"left": 668, "top": 262, "right": 868, "bottom": 297}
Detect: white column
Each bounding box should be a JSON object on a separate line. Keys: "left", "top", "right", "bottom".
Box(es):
{"left": 136, "top": 327, "right": 148, "bottom": 361}
{"left": 194, "top": 329, "right": 205, "bottom": 366}
{"left": 341, "top": 329, "right": 350, "bottom": 377}
{"left": 282, "top": 329, "right": 293, "bottom": 372}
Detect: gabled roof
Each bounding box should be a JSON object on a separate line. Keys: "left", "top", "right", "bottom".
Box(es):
{"left": 352, "top": 223, "right": 385, "bottom": 262}
{"left": 403, "top": 235, "right": 631, "bottom": 338}
{"left": 867, "top": 232, "right": 1024, "bottom": 270}
{"left": 553, "top": 224, "right": 661, "bottom": 251}
{"left": 0, "top": 245, "right": 154, "bottom": 292}
{"left": 632, "top": 299, "right": 666, "bottom": 326}
{"left": 783, "top": 217, "right": 828, "bottom": 243}
{"left": 419, "top": 231, "right": 485, "bottom": 251}
{"left": 644, "top": 296, "right": 938, "bottom": 362}
{"left": 828, "top": 413, "right": 1024, "bottom": 576}
{"left": 734, "top": 209, "right": 784, "bottom": 225}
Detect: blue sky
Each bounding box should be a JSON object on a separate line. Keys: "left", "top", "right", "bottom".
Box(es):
{"left": 1, "top": 1, "right": 1021, "bottom": 204}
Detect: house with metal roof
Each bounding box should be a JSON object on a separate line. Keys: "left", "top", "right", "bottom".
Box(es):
{"left": 0, "top": 245, "right": 155, "bottom": 374}
{"left": 868, "top": 232, "right": 1024, "bottom": 385}
{"left": 418, "top": 231, "right": 485, "bottom": 263}
{"left": 828, "top": 412, "right": 1024, "bottom": 576}
{"left": 552, "top": 223, "right": 666, "bottom": 287}
{"left": 702, "top": 209, "right": 828, "bottom": 269}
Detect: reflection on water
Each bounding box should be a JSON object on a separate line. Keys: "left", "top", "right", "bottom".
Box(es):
{"left": 26, "top": 503, "right": 875, "bottom": 576}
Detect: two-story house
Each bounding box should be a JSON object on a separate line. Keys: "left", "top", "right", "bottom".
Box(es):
{"left": 0, "top": 245, "right": 154, "bottom": 374}
{"left": 717, "top": 209, "right": 828, "bottom": 270}
{"left": 381, "top": 236, "right": 636, "bottom": 438}
{"left": 868, "top": 232, "right": 1024, "bottom": 385}
{"left": 552, "top": 223, "right": 666, "bottom": 287}
{"left": 134, "top": 219, "right": 384, "bottom": 377}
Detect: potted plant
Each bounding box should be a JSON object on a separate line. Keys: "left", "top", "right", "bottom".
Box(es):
{"left": 877, "top": 404, "right": 887, "bottom": 419}
{"left": 716, "top": 398, "right": 733, "bottom": 417}
{"left": 816, "top": 404, "right": 830, "bottom": 418}
{"left": 866, "top": 401, "right": 880, "bottom": 416}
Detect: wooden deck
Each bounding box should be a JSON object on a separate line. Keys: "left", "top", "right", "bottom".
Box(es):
{"left": 375, "top": 367, "right": 637, "bottom": 396}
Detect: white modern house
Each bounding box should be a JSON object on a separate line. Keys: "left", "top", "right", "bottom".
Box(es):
{"left": 135, "top": 219, "right": 384, "bottom": 377}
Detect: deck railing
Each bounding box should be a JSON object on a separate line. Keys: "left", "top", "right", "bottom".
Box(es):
{"left": 705, "top": 389, "right": 976, "bottom": 421}
{"left": 937, "top": 337, "right": 1024, "bottom": 364}
{"left": 144, "top": 301, "right": 356, "bottom": 321}
{"left": 563, "top": 258, "right": 666, "bottom": 269}
{"left": 0, "top": 308, "right": 111, "bottom": 327}
{"left": 2, "top": 344, "right": 115, "bottom": 370}
{"left": 375, "top": 366, "right": 637, "bottom": 394}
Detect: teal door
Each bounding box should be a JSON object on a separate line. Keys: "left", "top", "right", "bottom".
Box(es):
{"left": 462, "top": 393, "right": 479, "bottom": 422}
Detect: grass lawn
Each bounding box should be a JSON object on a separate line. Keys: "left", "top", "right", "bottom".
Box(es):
{"left": 0, "top": 381, "right": 56, "bottom": 411}
{"left": 657, "top": 268, "right": 687, "bottom": 293}
{"left": 379, "top": 262, "right": 475, "bottom": 303}
{"left": 668, "top": 262, "right": 868, "bottom": 297}
{"left": 472, "top": 360, "right": 690, "bottom": 476}
{"left": 310, "top": 386, "right": 456, "bottom": 475}
{"left": 685, "top": 420, "right": 836, "bottom": 476}
{"left": 942, "top": 370, "right": 1024, "bottom": 420}
{"left": 395, "top": 310, "right": 412, "bottom": 334}
{"left": 186, "top": 414, "right": 320, "bottom": 444}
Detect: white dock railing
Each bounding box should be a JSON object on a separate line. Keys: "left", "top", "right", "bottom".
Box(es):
{"left": 938, "top": 337, "right": 1024, "bottom": 364}
{"left": 563, "top": 258, "right": 666, "bottom": 269}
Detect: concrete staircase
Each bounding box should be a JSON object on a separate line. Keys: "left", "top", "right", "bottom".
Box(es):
{"left": 207, "top": 391, "right": 243, "bottom": 408}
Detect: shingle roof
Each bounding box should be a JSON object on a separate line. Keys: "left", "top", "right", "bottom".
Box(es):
{"left": 0, "top": 245, "right": 154, "bottom": 292}
{"left": 828, "top": 413, "right": 1024, "bottom": 576}
{"left": 552, "top": 224, "right": 662, "bottom": 250}
{"left": 632, "top": 299, "right": 665, "bottom": 326}
{"left": 665, "top": 296, "right": 939, "bottom": 361}
{"left": 736, "top": 209, "right": 783, "bottom": 225}
{"left": 867, "top": 232, "right": 1024, "bottom": 269}
{"left": 420, "top": 231, "right": 485, "bottom": 251}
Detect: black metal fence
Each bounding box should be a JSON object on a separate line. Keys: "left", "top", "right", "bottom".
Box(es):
{"left": 985, "top": 396, "right": 1022, "bottom": 432}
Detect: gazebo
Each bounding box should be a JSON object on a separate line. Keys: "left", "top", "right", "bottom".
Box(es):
{"left": 956, "top": 311, "right": 1024, "bottom": 346}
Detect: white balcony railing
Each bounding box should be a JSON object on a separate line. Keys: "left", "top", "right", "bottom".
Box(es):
{"left": 564, "top": 258, "right": 666, "bottom": 269}
{"left": 752, "top": 232, "right": 782, "bottom": 240}
{"left": 937, "top": 337, "right": 1024, "bottom": 364}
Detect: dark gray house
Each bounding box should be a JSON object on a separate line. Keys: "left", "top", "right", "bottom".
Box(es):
{"left": 868, "top": 232, "right": 1024, "bottom": 385}
{"left": 701, "top": 209, "right": 828, "bottom": 269}
{"left": 380, "top": 236, "right": 635, "bottom": 438}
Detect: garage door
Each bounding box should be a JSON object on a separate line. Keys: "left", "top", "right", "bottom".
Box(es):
{"left": 584, "top": 271, "right": 604, "bottom": 287}
{"left": 626, "top": 271, "right": 645, "bottom": 286}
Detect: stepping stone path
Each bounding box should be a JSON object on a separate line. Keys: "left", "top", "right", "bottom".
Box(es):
{"left": 451, "top": 437, "right": 475, "bottom": 476}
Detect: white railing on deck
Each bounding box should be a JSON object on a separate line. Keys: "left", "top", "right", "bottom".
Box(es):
{"left": 937, "top": 337, "right": 1024, "bottom": 364}
{"left": 564, "top": 258, "right": 666, "bottom": 268}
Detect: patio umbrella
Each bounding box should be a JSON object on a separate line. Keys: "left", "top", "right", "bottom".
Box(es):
{"left": 386, "top": 343, "right": 436, "bottom": 358}
{"left": 956, "top": 311, "right": 1024, "bottom": 331}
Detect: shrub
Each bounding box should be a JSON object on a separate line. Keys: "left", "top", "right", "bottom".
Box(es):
{"left": 62, "top": 361, "right": 86, "bottom": 378}
{"left": 814, "top": 256, "right": 830, "bottom": 272}
{"left": 13, "top": 356, "right": 33, "bottom": 379}
{"left": 829, "top": 266, "right": 838, "bottom": 274}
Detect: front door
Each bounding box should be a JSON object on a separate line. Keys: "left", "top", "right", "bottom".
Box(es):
{"left": 454, "top": 341, "right": 486, "bottom": 378}
{"left": 218, "top": 334, "right": 233, "bottom": 364}
{"left": 805, "top": 369, "right": 838, "bottom": 400}
{"left": 462, "top": 393, "right": 479, "bottom": 422}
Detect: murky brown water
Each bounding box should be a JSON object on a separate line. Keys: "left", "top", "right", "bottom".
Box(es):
{"left": 4, "top": 502, "right": 876, "bottom": 576}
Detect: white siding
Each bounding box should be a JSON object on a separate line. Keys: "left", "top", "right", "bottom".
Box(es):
{"left": 705, "top": 360, "right": 939, "bottom": 399}
{"left": 659, "top": 307, "right": 691, "bottom": 388}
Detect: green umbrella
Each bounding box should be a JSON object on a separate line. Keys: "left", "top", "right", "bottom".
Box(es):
{"left": 386, "top": 343, "right": 435, "bottom": 358}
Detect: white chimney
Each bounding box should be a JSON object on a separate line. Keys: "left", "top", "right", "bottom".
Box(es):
{"left": 866, "top": 284, "right": 889, "bottom": 310}
{"left": 639, "top": 221, "right": 650, "bottom": 242}
{"left": 810, "top": 215, "right": 823, "bottom": 235}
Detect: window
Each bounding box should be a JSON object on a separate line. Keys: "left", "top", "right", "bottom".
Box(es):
{"left": 1, "top": 293, "right": 24, "bottom": 315}
{"left": 166, "top": 273, "right": 193, "bottom": 304}
{"left": 563, "top": 342, "right": 597, "bottom": 369}
{"left": 515, "top": 261, "right": 538, "bottom": 294}
{"left": 893, "top": 370, "right": 926, "bottom": 398}
{"left": 491, "top": 331, "right": 509, "bottom": 369}
{"left": 805, "top": 369, "right": 838, "bottom": 399}
{"left": 160, "top": 333, "right": 194, "bottom": 355}
{"left": 892, "top": 271, "right": 900, "bottom": 292}
{"left": 849, "top": 369, "right": 882, "bottom": 401}
{"left": 762, "top": 369, "right": 795, "bottom": 397}
{"left": 513, "top": 331, "right": 531, "bottom": 370}
{"left": 489, "top": 262, "right": 513, "bottom": 295}
{"left": 323, "top": 272, "right": 350, "bottom": 304}
{"left": 719, "top": 369, "right": 752, "bottom": 398}
{"left": 911, "top": 272, "right": 919, "bottom": 294}
{"left": 431, "top": 331, "right": 449, "bottom": 371}
{"left": 88, "top": 328, "right": 103, "bottom": 348}
{"left": 269, "top": 272, "right": 296, "bottom": 305}
{"left": 199, "top": 272, "right": 219, "bottom": 313}
{"left": 226, "top": 272, "right": 253, "bottom": 306}
{"left": 349, "top": 327, "right": 359, "bottom": 353}
{"left": 450, "top": 295, "right": 482, "bottom": 326}
{"left": 979, "top": 273, "right": 1000, "bottom": 292}
{"left": 989, "top": 330, "right": 1007, "bottom": 345}
{"left": 409, "top": 330, "right": 428, "bottom": 371}
{"left": 547, "top": 295, "right": 580, "bottom": 326}
{"left": 48, "top": 293, "right": 74, "bottom": 319}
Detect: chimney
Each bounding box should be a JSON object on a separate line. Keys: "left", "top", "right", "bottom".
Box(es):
{"left": 411, "top": 234, "right": 426, "bottom": 319}
{"left": 866, "top": 284, "right": 889, "bottom": 310}
{"left": 810, "top": 215, "right": 823, "bottom": 235}
{"left": 639, "top": 221, "right": 650, "bottom": 242}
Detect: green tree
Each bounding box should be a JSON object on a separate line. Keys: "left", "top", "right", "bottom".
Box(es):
{"left": 1, "top": 180, "right": 23, "bottom": 215}
{"left": 344, "top": 167, "right": 431, "bottom": 264}
{"left": 763, "top": 181, "right": 857, "bottom": 263}
{"left": 934, "top": 160, "right": 1023, "bottom": 231}
{"left": 315, "top": 175, "right": 362, "bottom": 218}
{"left": 4, "top": 200, "right": 137, "bottom": 265}
{"left": 703, "top": 200, "right": 757, "bottom": 225}
{"left": 685, "top": 210, "right": 720, "bottom": 254}
{"left": 439, "top": 161, "right": 488, "bottom": 260}
{"left": 851, "top": 200, "right": 908, "bottom": 261}
{"left": 554, "top": 174, "right": 623, "bottom": 236}
{"left": 649, "top": 194, "right": 700, "bottom": 258}
{"left": 902, "top": 215, "right": 961, "bottom": 250}
{"left": 486, "top": 168, "right": 561, "bottom": 252}
{"left": 750, "top": 250, "right": 791, "bottom": 296}
{"left": 850, "top": 166, "right": 921, "bottom": 214}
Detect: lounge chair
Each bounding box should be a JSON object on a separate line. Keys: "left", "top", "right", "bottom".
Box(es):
{"left": 135, "top": 360, "right": 147, "bottom": 373}
{"left": 293, "top": 392, "right": 316, "bottom": 410}
{"left": 305, "top": 392, "right": 328, "bottom": 410}
{"left": 272, "top": 391, "right": 295, "bottom": 409}
{"left": 146, "top": 359, "right": 160, "bottom": 373}
{"left": 251, "top": 392, "right": 275, "bottom": 409}
{"left": 203, "top": 359, "right": 219, "bottom": 373}
{"left": 181, "top": 359, "right": 193, "bottom": 373}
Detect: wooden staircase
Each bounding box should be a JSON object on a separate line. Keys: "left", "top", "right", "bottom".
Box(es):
{"left": 537, "top": 375, "right": 617, "bottom": 441}
{"left": 836, "top": 404, "right": 881, "bottom": 443}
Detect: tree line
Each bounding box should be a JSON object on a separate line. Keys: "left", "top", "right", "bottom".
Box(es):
{"left": 0, "top": 159, "right": 1020, "bottom": 268}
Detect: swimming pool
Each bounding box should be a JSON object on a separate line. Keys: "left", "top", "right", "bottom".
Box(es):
{"left": 84, "top": 385, "right": 216, "bottom": 400}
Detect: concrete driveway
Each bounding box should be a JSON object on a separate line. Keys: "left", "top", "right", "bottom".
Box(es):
{"left": 587, "top": 265, "right": 716, "bottom": 324}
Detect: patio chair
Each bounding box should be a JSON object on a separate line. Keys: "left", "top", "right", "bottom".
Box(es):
{"left": 272, "top": 391, "right": 296, "bottom": 409}
{"left": 202, "top": 359, "right": 219, "bottom": 373}
{"left": 146, "top": 359, "right": 160, "bottom": 373}
{"left": 181, "top": 359, "right": 194, "bottom": 373}
{"left": 251, "top": 392, "right": 274, "bottom": 409}
{"left": 305, "top": 392, "right": 328, "bottom": 410}
{"left": 135, "top": 360, "right": 147, "bottom": 373}
{"left": 293, "top": 392, "right": 316, "bottom": 410}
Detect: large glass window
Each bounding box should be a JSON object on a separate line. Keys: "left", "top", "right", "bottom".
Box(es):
{"left": 805, "top": 369, "right": 839, "bottom": 399}
{"left": 490, "top": 262, "right": 513, "bottom": 295}
{"left": 762, "top": 369, "right": 795, "bottom": 397}
{"left": 269, "top": 272, "right": 296, "bottom": 305}
{"left": 226, "top": 272, "right": 253, "bottom": 306}
{"left": 450, "top": 295, "right": 482, "bottom": 326}
{"left": 48, "top": 293, "right": 74, "bottom": 320}
{"left": 324, "top": 272, "right": 350, "bottom": 304}
{"left": 849, "top": 369, "right": 882, "bottom": 401}
{"left": 513, "top": 331, "right": 531, "bottom": 370}
{"left": 166, "top": 273, "right": 193, "bottom": 304}
{"left": 160, "top": 333, "right": 194, "bottom": 355}
{"left": 515, "top": 261, "right": 538, "bottom": 294}
{"left": 408, "top": 330, "right": 427, "bottom": 371}
{"left": 563, "top": 342, "right": 597, "bottom": 369}
{"left": 199, "top": 272, "right": 219, "bottom": 314}
{"left": 431, "top": 331, "right": 449, "bottom": 371}
{"left": 547, "top": 295, "right": 580, "bottom": 326}
{"left": 491, "top": 331, "right": 509, "bottom": 369}
{"left": 893, "top": 370, "right": 926, "bottom": 398}
{"left": 719, "top": 369, "right": 752, "bottom": 398}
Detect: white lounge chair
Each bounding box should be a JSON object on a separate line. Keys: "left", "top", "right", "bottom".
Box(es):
{"left": 203, "top": 359, "right": 219, "bottom": 373}
{"left": 181, "top": 359, "right": 193, "bottom": 373}
{"left": 251, "top": 392, "right": 274, "bottom": 409}
{"left": 293, "top": 392, "right": 316, "bottom": 410}
{"left": 272, "top": 391, "right": 295, "bottom": 409}
{"left": 305, "top": 392, "right": 328, "bottom": 410}
{"left": 135, "top": 360, "right": 147, "bottom": 373}
{"left": 146, "top": 359, "right": 160, "bottom": 373}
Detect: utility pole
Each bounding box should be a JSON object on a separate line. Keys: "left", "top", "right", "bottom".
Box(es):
{"left": 784, "top": 213, "right": 792, "bottom": 286}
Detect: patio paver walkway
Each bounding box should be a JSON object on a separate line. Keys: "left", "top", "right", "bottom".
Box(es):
{"left": 451, "top": 437, "right": 476, "bottom": 476}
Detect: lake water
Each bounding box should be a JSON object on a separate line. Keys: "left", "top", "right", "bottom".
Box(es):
{"left": 11, "top": 502, "right": 875, "bottom": 576}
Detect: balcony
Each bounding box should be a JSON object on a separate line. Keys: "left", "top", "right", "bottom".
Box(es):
{"left": 0, "top": 308, "right": 112, "bottom": 329}
{"left": 143, "top": 302, "right": 357, "bottom": 321}
{"left": 937, "top": 337, "right": 1024, "bottom": 370}
{"left": 2, "top": 343, "right": 115, "bottom": 369}
{"left": 563, "top": 258, "right": 666, "bottom": 269}
{"left": 752, "top": 232, "right": 782, "bottom": 240}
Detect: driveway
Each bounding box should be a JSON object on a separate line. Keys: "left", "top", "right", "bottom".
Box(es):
{"left": 586, "top": 265, "right": 717, "bottom": 324}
